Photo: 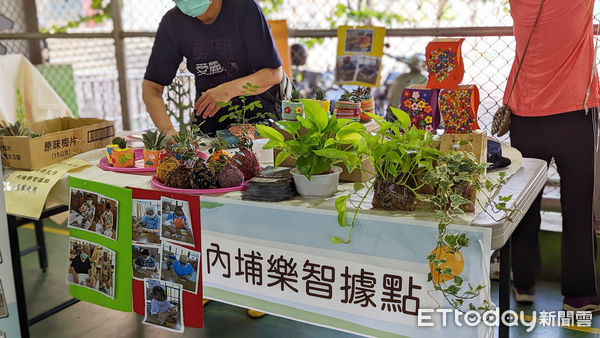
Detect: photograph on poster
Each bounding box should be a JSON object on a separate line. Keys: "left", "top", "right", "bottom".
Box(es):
{"left": 133, "top": 244, "right": 161, "bottom": 280}
{"left": 68, "top": 188, "right": 119, "bottom": 240}
{"left": 143, "top": 279, "right": 183, "bottom": 333}
{"left": 356, "top": 55, "right": 381, "bottom": 85}
{"left": 344, "top": 28, "right": 374, "bottom": 53}
{"left": 161, "top": 197, "right": 194, "bottom": 246}
{"left": 67, "top": 238, "right": 115, "bottom": 298}
{"left": 335, "top": 55, "right": 358, "bottom": 82}
{"left": 0, "top": 280, "right": 7, "bottom": 318}
{"left": 160, "top": 242, "right": 200, "bottom": 294}
{"left": 132, "top": 199, "right": 161, "bottom": 244}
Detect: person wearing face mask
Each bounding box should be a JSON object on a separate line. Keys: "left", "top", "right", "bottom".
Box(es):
{"left": 133, "top": 248, "right": 158, "bottom": 274}
{"left": 135, "top": 206, "right": 161, "bottom": 234}
{"left": 69, "top": 244, "right": 95, "bottom": 287}
{"left": 78, "top": 194, "right": 96, "bottom": 228}
{"left": 164, "top": 206, "right": 190, "bottom": 234}
{"left": 142, "top": 0, "right": 284, "bottom": 137}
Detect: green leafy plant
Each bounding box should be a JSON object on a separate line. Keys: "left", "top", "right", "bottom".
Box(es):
{"left": 257, "top": 99, "right": 365, "bottom": 180}
{"left": 167, "top": 124, "right": 207, "bottom": 162}
{"left": 111, "top": 137, "right": 127, "bottom": 149}
{"left": 332, "top": 107, "right": 516, "bottom": 313}
{"left": 218, "top": 83, "right": 276, "bottom": 126}
{"left": 332, "top": 107, "right": 440, "bottom": 243}
{"left": 314, "top": 88, "right": 325, "bottom": 101}
{"left": 142, "top": 129, "right": 168, "bottom": 150}
{"left": 422, "top": 150, "right": 514, "bottom": 312}
{"left": 0, "top": 88, "right": 42, "bottom": 138}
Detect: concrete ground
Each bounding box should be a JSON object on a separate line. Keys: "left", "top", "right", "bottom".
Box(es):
{"left": 13, "top": 211, "right": 600, "bottom": 337}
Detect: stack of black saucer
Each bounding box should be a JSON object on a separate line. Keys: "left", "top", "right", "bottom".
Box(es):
{"left": 242, "top": 167, "right": 296, "bottom": 202}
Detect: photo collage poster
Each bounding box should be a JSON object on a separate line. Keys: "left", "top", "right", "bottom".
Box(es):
{"left": 334, "top": 25, "right": 386, "bottom": 87}
{"left": 130, "top": 187, "right": 203, "bottom": 331}
{"left": 66, "top": 176, "right": 132, "bottom": 311}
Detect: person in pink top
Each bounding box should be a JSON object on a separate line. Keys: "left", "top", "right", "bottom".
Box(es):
{"left": 505, "top": 0, "right": 599, "bottom": 311}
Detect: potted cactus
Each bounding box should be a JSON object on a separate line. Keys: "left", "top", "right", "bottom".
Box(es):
{"left": 281, "top": 89, "right": 303, "bottom": 121}
{"left": 109, "top": 137, "right": 135, "bottom": 168}
{"left": 142, "top": 129, "right": 168, "bottom": 167}
{"left": 334, "top": 92, "right": 360, "bottom": 121}
{"left": 312, "top": 87, "right": 330, "bottom": 114}
{"left": 351, "top": 86, "right": 374, "bottom": 122}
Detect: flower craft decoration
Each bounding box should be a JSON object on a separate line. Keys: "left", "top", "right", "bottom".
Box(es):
{"left": 400, "top": 88, "right": 440, "bottom": 131}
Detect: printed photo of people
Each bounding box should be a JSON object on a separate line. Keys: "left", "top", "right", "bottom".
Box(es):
{"left": 161, "top": 197, "right": 194, "bottom": 246}
{"left": 143, "top": 279, "right": 183, "bottom": 333}
{"left": 356, "top": 55, "right": 382, "bottom": 85}
{"left": 160, "top": 242, "right": 200, "bottom": 294}
{"left": 335, "top": 55, "right": 358, "bottom": 82}
{"left": 133, "top": 245, "right": 161, "bottom": 280}
{"left": 344, "top": 28, "right": 374, "bottom": 53}
{"left": 132, "top": 199, "right": 161, "bottom": 244}
{"left": 68, "top": 188, "right": 118, "bottom": 240}
{"left": 67, "top": 238, "right": 115, "bottom": 298}
{"left": 0, "top": 280, "right": 7, "bottom": 318}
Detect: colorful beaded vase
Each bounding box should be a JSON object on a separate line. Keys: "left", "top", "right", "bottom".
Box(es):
{"left": 399, "top": 88, "right": 440, "bottom": 132}
{"left": 438, "top": 85, "right": 480, "bottom": 134}
{"left": 425, "top": 38, "right": 465, "bottom": 89}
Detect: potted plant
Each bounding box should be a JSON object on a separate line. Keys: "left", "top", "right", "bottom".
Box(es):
{"left": 351, "top": 86, "right": 374, "bottom": 122}
{"left": 217, "top": 83, "right": 276, "bottom": 142}
{"left": 109, "top": 137, "right": 134, "bottom": 168}
{"left": 333, "top": 92, "right": 360, "bottom": 121}
{"left": 142, "top": 129, "right": 168, "bottom": 167}
{"left": 280, "top": 89, "right": 303, "bottom": 121}
{"left": 312, "top": 87, "right": 330, "bottom": 114}
{"left": 257, "top": 99, "right": 365, "bottom": 198}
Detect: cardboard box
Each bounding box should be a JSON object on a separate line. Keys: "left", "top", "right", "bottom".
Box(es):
{"left": 439, "top": 129, "right": 487, "bottom": 163}
{"left": 0, "top": 117, "right": 115, "bottom": 170}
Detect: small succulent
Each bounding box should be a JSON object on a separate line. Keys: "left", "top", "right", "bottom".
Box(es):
{"left": 339, "top": 92, "right": 352, "bottom": 102}
{"left": 0, "top": 88, "right": 41, "bottom": 138}
{"left": 350, "top": 86, "right": 371, "bottom": 102}
{"left": 111, "top": 137, "right": 127, "bottom": 149}
{"left": 314, "top": 88, "right": 325, "bottom": 101}
{"left": 142, "top": 129, "right": 168, "bottom": 150}
{"left": 290, "top": 89, "right": 301, "bottom": 103}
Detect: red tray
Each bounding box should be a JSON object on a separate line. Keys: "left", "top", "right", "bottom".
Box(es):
{"left": 150, "top": 175, "right": 248, "bottom": 195}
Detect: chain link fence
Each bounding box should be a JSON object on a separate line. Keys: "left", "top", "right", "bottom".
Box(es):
{"left": 2, "top": 0, "right": 600, "bottom": 201}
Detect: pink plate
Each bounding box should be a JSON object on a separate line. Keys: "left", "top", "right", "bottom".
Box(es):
{"left": 150, "top": 175, "right": 248, "bottom": 195}
{"left": 99, "top": 148, "right": 156, "bottom": 173}
{"left": 99, "top": 149, "right": 208, "bottom": 174}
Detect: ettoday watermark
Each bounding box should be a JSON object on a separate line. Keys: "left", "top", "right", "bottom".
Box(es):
{"left": 418, "top": 308, "right": 593, "bottom": 332}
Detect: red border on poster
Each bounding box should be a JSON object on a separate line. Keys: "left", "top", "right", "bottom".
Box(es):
{"left": 129, "top": 187, "right": 203, "bottom": 329}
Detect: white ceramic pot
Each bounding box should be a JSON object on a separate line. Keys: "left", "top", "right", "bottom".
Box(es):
{"left": 291, "top": 166, "right": 342, "bottom": 198}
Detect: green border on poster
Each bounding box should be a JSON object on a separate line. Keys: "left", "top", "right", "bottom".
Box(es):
{"left": 67, "top": 176, "right": 132, "bottom": 312}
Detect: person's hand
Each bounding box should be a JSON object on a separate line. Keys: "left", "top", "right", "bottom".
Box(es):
{"left": 194, "top": 85, "right": 232, "bottom": 119}
{"left": 73, "top": 274, "right": 79, "bottom": 284}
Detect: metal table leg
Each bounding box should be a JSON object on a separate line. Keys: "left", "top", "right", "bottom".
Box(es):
{"left": 499, "top": 237, "right": 511, "bottom": 338}
{"left": 8, "top": 214, "right": 31, "bottom": 338}
{"left": 33, "top": 219, "right": 48, "bottom": 272}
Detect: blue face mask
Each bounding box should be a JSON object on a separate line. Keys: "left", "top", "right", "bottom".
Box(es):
{"left": 81, "top": 253, "right": 88, "bottom": 260}
{"left": 174, "top": 0, "right": 212, "bottom": 17}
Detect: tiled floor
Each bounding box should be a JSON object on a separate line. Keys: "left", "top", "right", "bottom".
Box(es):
{"left": 13, "top": 215, "right": 600, "bottom": 337}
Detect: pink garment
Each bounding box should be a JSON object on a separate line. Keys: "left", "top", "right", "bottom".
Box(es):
{"left": 504, "top": 0, "right": 600, "bottom": 116}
